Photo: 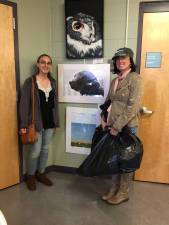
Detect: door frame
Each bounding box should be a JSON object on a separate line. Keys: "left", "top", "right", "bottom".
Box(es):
{"left": 0, "top": 0, "right": 22, "bottom": 182}
{"left": 136, "top": 1, "right": 169, "bottom": 73}
{"left": 135, "top": 1, "right": 169, "bottom": 183}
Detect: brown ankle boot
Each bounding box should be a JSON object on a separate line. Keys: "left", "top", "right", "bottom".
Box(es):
{"left": 26, "top": 175, "right": 36, "bottom": 191}
{"left": 107, "top": 191, "right": 129, "bottom": 205}
{"left": 36, "top": 172, "right": 53, "bottom": 186}
{"left": 101, "top": 185, "right": 119, "bottom": 201}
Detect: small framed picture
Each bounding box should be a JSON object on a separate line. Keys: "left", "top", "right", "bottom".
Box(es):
{"left": 66, "top": 107, "right": 100, "bottom": 155}
{"left": 58, "top": 64, "right": 110, "bottom": 104}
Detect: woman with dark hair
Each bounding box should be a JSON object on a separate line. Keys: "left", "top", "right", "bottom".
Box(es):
{"left": 101, "top": 47, "right": 143, "bottom": 204}
{"left": 20, "top": 54, "right": 59, "bottom": 191}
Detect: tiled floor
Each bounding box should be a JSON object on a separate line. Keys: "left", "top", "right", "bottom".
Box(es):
{"left": 0, "top": 172, "right": 168, "bottom": 225}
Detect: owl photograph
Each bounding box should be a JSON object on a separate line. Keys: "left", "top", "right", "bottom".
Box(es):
{"left": 65, "top": 0, "right": 104, "bottom": 59}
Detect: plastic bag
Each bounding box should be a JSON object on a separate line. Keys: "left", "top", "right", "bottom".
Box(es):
{"left": 118, "top": 130, "right": 143, "bottom": 173}
{"left": 77, "top": 127, "right": 143, "bottom": 176}
{"left": 91, "top": 125, "right": 106, "bottom": 152}
{"left": 77, "top": 132, "right": 119, "bottom": 176}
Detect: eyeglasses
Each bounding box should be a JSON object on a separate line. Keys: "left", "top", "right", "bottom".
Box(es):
{"left": 39, "top": 61, "right": 52, "bottom": 65}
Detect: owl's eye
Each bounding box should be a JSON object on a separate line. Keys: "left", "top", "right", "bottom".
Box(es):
{"left": 72, "top": 21, "right": 84, "bottom": 31}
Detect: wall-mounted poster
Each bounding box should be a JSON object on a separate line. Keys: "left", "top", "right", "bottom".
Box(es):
{"left": 58, "top": 64, "right": 110, "bottom": 103}
{"left": 66, "top": 107, "right": 100, "bottom": 155}
{"left": 65, "top": 0, "right": 104, "bottom": 59}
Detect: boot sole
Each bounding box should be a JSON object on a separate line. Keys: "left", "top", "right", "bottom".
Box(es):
{"left": 101, "top": 196, "right": 114, "bottom": 201}
{"left": 101, "top": 197, "right": 108, "bottom": 201}
{"left": 106, "top": 198, "right": 129, "bottom": 205}
{"left": 36, "top": 179, "right": 53, "bottom": 186}
{"left": 26, "top": 184, "right": 36, "bottom": 191}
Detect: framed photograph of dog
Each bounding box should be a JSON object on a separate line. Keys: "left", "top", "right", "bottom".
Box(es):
{"left": 58, "top": 64, "right": 110, "bottom": 103}
{"left": 65, "top": 0, "right": 104, "bottom": 59}
{"left": 66, "top": 107, "right": 100, "bottom": 154}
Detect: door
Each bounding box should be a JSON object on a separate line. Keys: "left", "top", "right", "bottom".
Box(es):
{"left": 0, "top": 1, "right": 20, "bottom": 189}
{"left": 135, "top": 2, "right": 169, "bottom": 183}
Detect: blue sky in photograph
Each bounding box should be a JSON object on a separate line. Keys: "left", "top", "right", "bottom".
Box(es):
{"left": 71, "top": 122, "right": 96, "bottom": 142}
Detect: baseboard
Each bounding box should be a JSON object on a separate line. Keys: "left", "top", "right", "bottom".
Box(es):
{"left": 22, "top": 165, "right": 77, "bottom": 181}
{"left": 45, "top": 165, "right": 77, "bottom": 174}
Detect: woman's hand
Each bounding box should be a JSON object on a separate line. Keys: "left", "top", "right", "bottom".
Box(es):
{"left": 109, "top": 127, "right": 118, "bottom": 136}
{"left": 20, "top": 128, "right": 27, "bottom": 134}
{"left": 101, "top": 118, "right": 107, "bottom": 130}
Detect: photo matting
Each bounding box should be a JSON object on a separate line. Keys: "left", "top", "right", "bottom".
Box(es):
{"left": 66, "top": 107, "right": 100, "bottom": 155}
{"left": 58, "top": 64, "right": 110, "bottom": 103}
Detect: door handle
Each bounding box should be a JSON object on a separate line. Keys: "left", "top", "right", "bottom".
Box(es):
{"left": 140, "top": 106, "right": 153, "bottom": 115}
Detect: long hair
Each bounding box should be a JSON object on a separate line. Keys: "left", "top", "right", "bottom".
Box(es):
{"left": 112, "top": 57, "right": 136, "bottom": 74}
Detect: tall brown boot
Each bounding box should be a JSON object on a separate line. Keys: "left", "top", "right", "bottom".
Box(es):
{"left": 107, "top": 173, "right": 133, "bottom": 205}
{"left": 26, "top": 175, "right": 36, "bottom": 191}
{"left": 101, "top": 174, "right": 120, "bottom": 201}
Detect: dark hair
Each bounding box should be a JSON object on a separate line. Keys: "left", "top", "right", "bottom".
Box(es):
{"left": 37, "top": 54, "right": 52, "bottom": 64}
{"left": 35, "top": 54, "right": 52, "bottom": 76}
{"left": 113, "top": 57, "right": 136, "bottom": 74}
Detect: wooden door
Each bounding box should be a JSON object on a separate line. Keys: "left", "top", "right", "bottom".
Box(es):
{"left": 0, "top": 1, "right": 20, "bottom": 189}
{"left": 135, "top": 3, "right": 169, "bottom": 184}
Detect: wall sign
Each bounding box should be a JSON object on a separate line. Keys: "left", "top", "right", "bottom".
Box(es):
{"left": 145, "top": 52, "right": 162, "bottom": 68}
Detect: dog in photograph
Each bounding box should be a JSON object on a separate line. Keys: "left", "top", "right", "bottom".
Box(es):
{"left": 66, "top": 12, "right": 102, "bottom": 58}
{"left": 69, "top": 70, "right": 104, "bottom": 96}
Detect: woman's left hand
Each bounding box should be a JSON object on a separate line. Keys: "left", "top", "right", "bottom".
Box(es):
{"left": 109, "top": 127, "right": 118, "bottom": 136}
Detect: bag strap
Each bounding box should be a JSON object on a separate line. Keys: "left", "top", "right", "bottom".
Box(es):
{"left": 31, "top": 78, "right": 35, "bottom": 123}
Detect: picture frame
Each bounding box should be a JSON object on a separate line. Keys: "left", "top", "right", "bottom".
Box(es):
{"left": 65, "top": 0, "right": 104, "bottom": 59}
{"left": 66, "top": 107, "right": 100, "bottom": 155}
{"left": 58, "top": 64, "right": 110, "bottom": 103}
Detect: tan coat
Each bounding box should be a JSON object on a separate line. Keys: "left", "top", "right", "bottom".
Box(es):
{"left": 107, "top": 72, "right": 143, "bottom": 132}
